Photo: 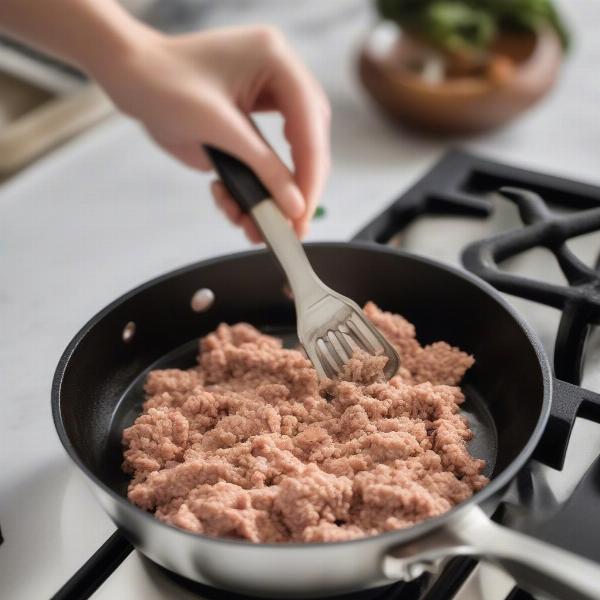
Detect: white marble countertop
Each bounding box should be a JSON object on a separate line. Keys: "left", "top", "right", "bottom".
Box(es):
{"left": 1, "top": 1, "right": 599, "bottom": 599}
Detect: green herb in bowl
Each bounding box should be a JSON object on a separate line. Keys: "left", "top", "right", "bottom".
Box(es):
{"left": 376, "top": 0, "right": 569, "bottom": 55}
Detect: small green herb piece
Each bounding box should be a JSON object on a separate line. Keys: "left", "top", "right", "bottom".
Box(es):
{"left": 313, "top": 206, "right": 326, "bottom": 219}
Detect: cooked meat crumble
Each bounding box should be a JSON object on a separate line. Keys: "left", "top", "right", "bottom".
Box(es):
{"left": 122, "top": 302, "right": 488, "bottom": 542}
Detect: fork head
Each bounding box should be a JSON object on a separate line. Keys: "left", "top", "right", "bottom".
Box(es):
{"left": 298, "top": 294, "right": 400, "bottom": 381}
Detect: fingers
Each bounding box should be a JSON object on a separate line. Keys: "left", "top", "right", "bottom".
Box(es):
{"left": 205, "top": 91, "right": 328, "bottom": 239}
{"left": 211, "top": 178, "right": 299, "bottom": 244}
{"left": 239, "top": 214, "right": 262, "bottom": 244}
{"left": 211, "top": 180, "right": 242, "bottom": 223}
{"left": 262, "top": 46, "right": 331, "bottom": 231}
{"left": 205, "top": 101, "right": 306, "bottom": 222}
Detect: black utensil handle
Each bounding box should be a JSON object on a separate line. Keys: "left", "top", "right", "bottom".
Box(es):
{"left": 204, "top": 145, "right": 270, "bottom": 213}
{"left": 534, "top": 378, "right": 600, "bottom": 470}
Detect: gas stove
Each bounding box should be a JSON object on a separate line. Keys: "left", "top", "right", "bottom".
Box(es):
{"left": 51, "top": 151, "right": 600, "bottom": 600}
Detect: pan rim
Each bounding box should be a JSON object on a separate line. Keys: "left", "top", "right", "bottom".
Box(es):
{"left": 51, "top": 241, "right": 552, "bottom": 551}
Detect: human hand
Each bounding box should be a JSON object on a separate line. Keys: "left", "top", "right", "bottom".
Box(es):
{"left": 92, "top": 25, "right": 331, "bottom": 242}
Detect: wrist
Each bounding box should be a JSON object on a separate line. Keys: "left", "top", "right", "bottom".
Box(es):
{"left": 77, "top": 5, "right": 163, "bottom": 85}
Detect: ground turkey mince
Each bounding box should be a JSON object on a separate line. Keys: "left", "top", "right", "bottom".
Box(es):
{"left": 122, "top": 302, "right": 488, "bottom": 543}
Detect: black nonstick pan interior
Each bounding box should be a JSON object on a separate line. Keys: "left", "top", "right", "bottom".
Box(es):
{"left": 56, "top": 243, "right": 546, "bottom": 514}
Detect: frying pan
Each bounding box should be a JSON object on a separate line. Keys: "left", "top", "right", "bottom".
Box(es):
{"left": 52, "top": 152, "right": 600, "bottom": 600}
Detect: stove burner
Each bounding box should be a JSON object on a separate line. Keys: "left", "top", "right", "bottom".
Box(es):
{"left": 462, "top": 187, "right": 600, "bottom": 386}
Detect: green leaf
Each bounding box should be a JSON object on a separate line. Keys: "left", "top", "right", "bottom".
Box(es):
{"left": 423, "top": 2, "right": 496, "bottom": 52}
{"left": 374, "top": 0, "right": 570, "bottom": 53}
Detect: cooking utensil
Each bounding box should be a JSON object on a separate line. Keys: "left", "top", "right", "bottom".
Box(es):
{"left": 204, "top": 145, "right": 400, "bottom": 380}
{"left": 52, "top": 243, "right": 600, "bottom": 599}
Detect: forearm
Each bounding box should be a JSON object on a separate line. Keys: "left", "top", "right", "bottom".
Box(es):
{"left": 0, "top": 0, "right": 155, "bottom": 76}
{"left": 0, "top": 6, "right": 329, "bottom": 240}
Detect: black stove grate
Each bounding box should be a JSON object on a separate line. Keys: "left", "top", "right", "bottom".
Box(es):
{"left": 462, "top": 186, "right": 600, "bottom": 386}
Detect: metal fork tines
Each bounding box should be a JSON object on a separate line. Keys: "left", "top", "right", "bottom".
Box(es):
{"left": 314, "top": 318, "right": 379, "bottom": 378}
{"left": 299, "top": 292, "right": 400, "bottom": 381}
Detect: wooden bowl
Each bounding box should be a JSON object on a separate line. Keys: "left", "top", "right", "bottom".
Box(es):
{"left": 358, "top": 25, "right": 563, "bottom": 135}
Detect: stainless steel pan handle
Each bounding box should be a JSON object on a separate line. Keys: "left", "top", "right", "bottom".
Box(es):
{"left": 384, "top": 505, "right": 600, "bottom": 600}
